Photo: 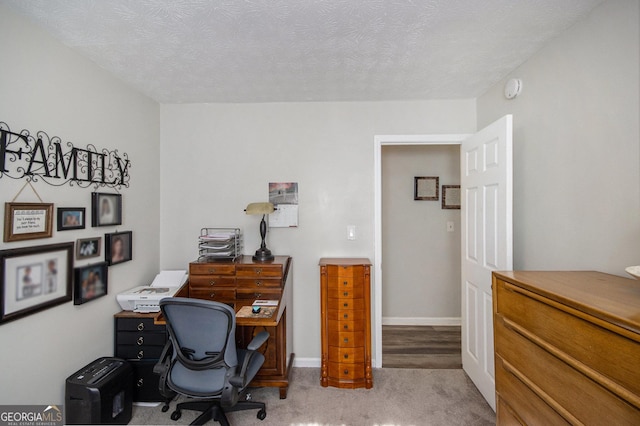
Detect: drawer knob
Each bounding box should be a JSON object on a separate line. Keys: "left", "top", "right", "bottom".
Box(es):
{"left": 343, "top": 303, "right": 348, "bottom": 308}
{"left": 137, "top": 350, "right": 144, "bottom": 359}
{"left": 343, "top": 325, "right": 349, "bottom": 330}
{"left": 343, "top": 369, "right": 349, "bottom": 375}
{"left": 255, "top": 268, "right": 262, "bottom": 275}
{"left": 209, "top": 280, "right": 216, "bottom": 286}
{"left": 255, "top": 293, "right": 261, "bottom": 298}
{"left": 344, "top": 338, "right": 349, "bottom": 343}
{"left": 137, "top": 322, "right": 144, "bottom": 331}
{"left": 256, "top": 281, "right": 262, "bottom": 286}
{"left": 210, "top": 293, "right": 215, "bottom": 298}
{"left": 343, "top": 292, "right": 348, "bottom": 297}
{"left": 137, "top": 378, "right": 144, "bottom": 387}
{"left": 137, "top": 336, "right": 144, "bottom": 345}
{"left": 344, "top": 354, "right": 349, "bottom": 359}
{"left": 343, "top": 314, "right": 348, "bottom": 319}
{"left": 343, "top": 281, "right": 348, "bottom": 286}
{"left": 208, "top": 268, "right": 216, "bottom": 274}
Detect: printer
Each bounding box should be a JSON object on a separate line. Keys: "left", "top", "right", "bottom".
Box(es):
{"left": 116, "top": 270, "right": 186, "bottom": 313}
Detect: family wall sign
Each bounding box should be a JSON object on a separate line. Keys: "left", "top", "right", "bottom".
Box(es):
{"left": 0, "top": 121, "right": 130, "bottom": 189}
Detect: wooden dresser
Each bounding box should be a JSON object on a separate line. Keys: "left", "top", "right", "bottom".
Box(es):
{"left": 493, "top": 271, "right": 640, "bottom": 425}
{"left": 188, "top": 255, "right": 294, "bottom": 398}
{"left": 319, "top": 258, "right": 373, "bottom": 389}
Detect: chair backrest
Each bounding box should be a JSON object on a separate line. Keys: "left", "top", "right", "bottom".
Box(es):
{"left": 160, "top": 298, "right": 238, "bottom": 371}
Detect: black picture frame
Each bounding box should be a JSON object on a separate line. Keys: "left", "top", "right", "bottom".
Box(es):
{"left": 76, "top": 237, "right": 102, "bottom": 260}
{"left": 414, "top": 176, "right": 439, "bottom": 201}
{"left": 105, "top": 231, "right": 132, "bottom": 266}
{"left": 73, "top": 262, "right": 108, "bottom": 305}
{"left": 57, "top": 207, "right": 86, "bottom": 231}
{"left": 91, "top": 193, "right": 122, "bottom": 227}
{"left": 442, "top": 185, "right": 461, "bottom": 209}
{"left": 0, "top": 242, "right": 73, "bottom": 324}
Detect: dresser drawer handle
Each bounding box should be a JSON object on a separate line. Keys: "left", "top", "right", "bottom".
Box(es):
{"left": 137, "top": 350, "right": 144, "bottom": 359}
{"left": 137, "top": 336, "right": 144, "bottom": 345}
{"left": 343, "top": 314, "right": 348, "bottom": 319}
{"left": 255, "top": 268, "right": 262, "bottom": 275}
{"left": 343, "top": 338, "right": 349, "bottom": 343}
{"left": 343, "top": 281, "right": 348, "bottom": 286}
{"left": 255, "top": 293, "right": 262, "bottom": 298}
{"left": 137, "top": 378, "right": 144, "bottom": 387}
{"left": 256, "top": 281, "right": 262, "bottom": 286}
{"left": 210, "top": 292, "right": 215, "bottom": 298}
{"left": 137, "top": 322, "right": 144, "bottom": 331}
{"left": 344, "top": 354, "right": 349, "bottom": 359}
{"left": 343, "top": 369, "right": 349, "bottom": 375}
{"left": 343, "top": 325, "right": 349, "bottom": 330}
{"left": 209, "top": 280, "right": 216, "bottom": 286}
{"left": 208, "top": 268, "right": 216, "bottom": 274}
{"left": 343, "top": 303, "right": 348, "bottom": 308}
{"left": 343, "top": 292, "right": 349, "bottom": 297}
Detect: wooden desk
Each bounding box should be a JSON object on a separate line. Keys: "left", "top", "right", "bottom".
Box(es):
{"left": 154, "top": 256, "right": 294, "bottom": 398}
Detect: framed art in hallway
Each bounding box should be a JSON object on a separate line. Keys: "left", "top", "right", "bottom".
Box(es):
{"left": 57, "top": 207, "right": 85, "bottom": 231}
{"left": 414, "top": 176, "right": 439, "bottom": 201}
{"left": 442, "top": 185, "right": 461, "bottom": 209}
{"left": 105, "top": 230, "right": 132, "bottom": 266}
{"left": 3, "top": 202, "right": 54, "bottom": 242}
{"left": 0, "top": 242, "right": 73, "bottom": 324}
{"left": 76, "top": 237, "right": 101, "bottom": 260}
{"left": 91, "top": 192, "right": 122, "bottom": 227}
{"left": 74, "top": 262, "right": 108, "bottom": 305}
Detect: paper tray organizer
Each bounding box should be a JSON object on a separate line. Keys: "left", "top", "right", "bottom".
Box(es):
{"left": 198, "top": 228, "right": 243, "bottom": 261}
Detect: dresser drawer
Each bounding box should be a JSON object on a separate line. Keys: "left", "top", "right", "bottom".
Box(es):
{"left": 189, "top": 287, "right": 236, "bottom": 301}
{"left": 116, "top": 345, "right": 164, "bottom": 360}
{"left": 129, "top": 360, "right": 163, "bottom": 402}
{"left": 328, "top": 362, "right": 365, "bottom": 380}
{"left": 496, "top": 279, "right": 640, "bottom": 397}
{"left": 116, "top": 331, "right": 166, "bottom": 347}
{"left": 236, "top": 288, "right": 281, "bottom": 300}
{"left": 327, "top": 309, "right": 365, "bottom": 322}
{"left": 189, "top": 275, "right": 236, "bottom": 287}
{"left": 496, "top": 355, "right": 571, "bottom": 426}
{"left": 325, "top": 265, "right": 367, "bottom": 279}
{"left": 327, "top": 298, "right": 364, "bottom": 311}
{"left": 328, "top": 330, "right": 364, "bottom": 348}
{"left": 189, "top": 263, "right": 235, "bottom": 276}
{"left": 329, "top": 319, "right": 364, "bottom": 332}
{"left": 329, "top": 346, "right": 364, "bottom": 364}
{"left": 328, "top": 285, "right": 364, "bottom": 300}
{"left": 236, "top": 265, "right": 282, "bottom": 278}
{"left": 495, "top": 314, "right": 640, "bottom": 424}
{"left": 116, "top": 317, "right": 164, "bottom": 332}
{"left": 236, "top": 278, "right": 281, "bottom": 288}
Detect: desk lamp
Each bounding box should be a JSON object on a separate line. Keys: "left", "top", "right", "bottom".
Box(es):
{"left": 245, "top": 202, "right": 275, "bottom": 262}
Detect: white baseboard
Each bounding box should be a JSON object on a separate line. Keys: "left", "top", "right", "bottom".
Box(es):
{"left": 382, "top": 317, "right": 461, "bottom": 326}
{"left": 293, "top": 357, "right": 321, "bottom": 368}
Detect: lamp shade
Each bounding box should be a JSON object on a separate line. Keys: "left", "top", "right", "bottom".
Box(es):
{"left": 245, "top": 202, "right": 275, "bottom": 215}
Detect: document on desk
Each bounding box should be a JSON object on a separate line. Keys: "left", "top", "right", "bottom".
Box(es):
{"left": 151, "top": 270, "right": 188, "bottom": 287}
{"left": 252, "top": 299, "right": 278, "bottom": 307}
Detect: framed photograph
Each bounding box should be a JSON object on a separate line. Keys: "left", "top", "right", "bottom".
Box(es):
{"left": 57, "top": 207, "right": 85, "bottom": 231}
{"left": 73, "top": 262, "right": 108, "bottom": 305}
{"left": 442, "top": 185, "right": 461, "bottom": 209}
{"left": 91, "top": 193, "right": 122, "bottom": 227}
{"left": 0, "top": 242, "right": 73, "bottom": 324}
{"left": 414, "top": 176, "right": 439, "bottom": 201}
{"left": 76, "top": 237, "right": 102, "bottom": 260}
{"left": 105, "top": 231, "right": 132, "bottom": 266}
{"left": 3, "top": 202, "right": 54, "bottom": 242}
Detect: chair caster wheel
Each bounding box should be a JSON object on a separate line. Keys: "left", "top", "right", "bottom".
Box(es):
{"left": 170, "top": 410, "right": 182, "bottom": 421}
{"left": 257, "top": 409, "right": 267, "bottom": 420}
{"left": 161, "top": 404, "right": 170, "bottom": 413}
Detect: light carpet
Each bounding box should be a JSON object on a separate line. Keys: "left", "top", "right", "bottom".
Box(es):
{"left": 129, "top": 367, "right": 495, "bottom": 426}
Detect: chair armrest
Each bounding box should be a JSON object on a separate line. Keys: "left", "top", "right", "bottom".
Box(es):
{"left": 247, "top": 330, "right": 269, "bottom": 351}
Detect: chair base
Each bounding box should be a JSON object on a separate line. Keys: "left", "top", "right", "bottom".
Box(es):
{"left": 171, "top": 399, "right": 266, "bottom": 426}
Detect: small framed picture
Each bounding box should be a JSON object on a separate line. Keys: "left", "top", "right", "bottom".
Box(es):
{"left": 57, "top": 207, "right": 85, "bottom": 231}
{"left": 74, "top": 262, "right": 108, "bottom": 305}
{"left": 3, "top": 202, "right": 54, "bottom": 242}
{"left": 414, "top": 176, "right": 439, "bottom": 201}
{"left": 0, "top": 242, "right": 73, "bottom": 324}
{"left": 91, "top": 193, "right": 122, "bottom": 227}
{"left": 442, "top": 185, "right": 461, "bottom": 209}
{"left": 76, "top": 237, "right": 102, "bottom": 260}
{"left": 105, "top": 231, "right": 132, "bottom": 266}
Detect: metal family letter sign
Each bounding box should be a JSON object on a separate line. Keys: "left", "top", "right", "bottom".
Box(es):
{"left": 0, "top": 121, "right": 131, "bottom": 189}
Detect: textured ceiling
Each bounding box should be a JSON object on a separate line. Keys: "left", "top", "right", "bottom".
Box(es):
{"left": 4, "top": 0, "right": 605, "bottom": 103}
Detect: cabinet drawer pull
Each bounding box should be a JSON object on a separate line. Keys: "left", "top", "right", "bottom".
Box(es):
{"left": 137, "top": 336, "right": 144, "bottom": 345}
{"left": 343, "top": 281, "right": 348, "bottom": 286}
{"left": 343, "top": 325, "right": 349, "bottom": 330}
{"left": 137, "top": 350, "right": 144, "bottom": 359}
{"left": 343, "top": 314, "right": 348, "bottom": 319}
{"left": 343, "top": 369, "right": 349, "bottom": 375}
{"left": 137, "top": 378, "right": 144, "bottom": 387}
{"left": 343, "top": 303, "right": 348, "bottom": 308}
{"left": 255, "top": 268, "right": 262, "bottom": 275}
{"left": 210, "top": 292, "right": 215, "bottom": 298}
{"left": 344, "top": 354, "right": 349, "bottom": 359}
{"left": 343, "top": 292, "right": 349, "bottom": 297}
{"left": 137, "top": 322, "right": 144, "bottom": 331}
{"left": 208, "top": 268, "right": 217, "bottom": 274}
{"left": 209, "top": 280, "right": 216, "bottom": 286}
{"left": 255, "top": 293, "right": 262, "bottom": 298}
{"left": 256, "top": 281, "right": 262, "bottom": 286}
{"left": 344, "top": 338, "right": 349, "bottom": 343}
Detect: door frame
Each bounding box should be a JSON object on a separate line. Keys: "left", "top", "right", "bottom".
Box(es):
{"left": 373, "top": 133, "right": 470, "bottom": 368}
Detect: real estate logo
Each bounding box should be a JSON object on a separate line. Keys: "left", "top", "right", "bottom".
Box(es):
{"left": 0, "top": 405, "right": 63, "bottom": 426}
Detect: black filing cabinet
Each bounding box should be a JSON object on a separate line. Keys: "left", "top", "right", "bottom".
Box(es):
{"left": 114, "top": 311, "right": 166, "bottom": 402}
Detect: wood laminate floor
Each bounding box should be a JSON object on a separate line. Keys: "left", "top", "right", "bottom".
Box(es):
{"left": 382, "top": 325, "right": 462, "bottom": 369}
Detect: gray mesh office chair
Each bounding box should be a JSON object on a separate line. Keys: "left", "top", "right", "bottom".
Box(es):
{"left": 155, "top": 297, "right": 268, "bottom": 425}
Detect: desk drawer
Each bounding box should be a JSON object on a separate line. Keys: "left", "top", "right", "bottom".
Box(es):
{"left": 236, "top": 265, "right": 282, "bottom": 278}
{"left": 329, "top": 346, "right": 364, "bottom": 364}
{"left": 329, "top": 319, "right": 363, "bottom": 332}
{"left": 327, "top": 309, "right": 365, "bottom": 322}
{"left": 328, "top": 362, "right": 365, "bottom": 380}
{"left": 129, "top": 360, "right": 163, "bottom": 402}
{"left": 495, "top": 314, "right": 640, "bottom": 424}
{"left": 236, "top": 288, "right": 281, "bottom": 300}
{"left": 327, "top": 298, "right": 364, "bottom": 311}
{"left": 496, "top": 279, "right": 640, "bottom": 397}
{"left": 325, "top": 265, "right": 366, "bottom": 279}
{"left": 189, "top": 276, "right": 236, "bottom": 287}
{"left": 236, "top": 278, "right": 281, "bottom": 288}
{"left": 116, "top": 317, "right": 164, "bottom": 332}
{"left": 189, "top": 288, "right": 236, "bottom": 301}
{"left": 189, "top": 263, "right": 235, "bottom": 276}
{"left": 328, "top": 330, "right": 364, "bottom": 348}
{"left": 116, "top": 345, "right": 164, "bottom": 360}
{"left": 117, "top": 332, "right": 166, "bottom": 347}
{"left": 328, "top": 286, "right": 364, "bottom": 300}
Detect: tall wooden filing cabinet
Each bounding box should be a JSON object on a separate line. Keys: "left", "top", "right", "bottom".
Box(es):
{"left": 320, "top": 258, "right": 373, "bottom": 389}
{"left": 493, "top": 271, "right": 640, "bottom": 425}
{"left": 114, "top": 311, "right": 167, "bottom": 402}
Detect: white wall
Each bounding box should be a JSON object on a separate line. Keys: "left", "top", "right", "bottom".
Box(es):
{"left": 160, "top": 100, "right": 476, "bottom": 363}
{"left": 382, "top": 145, "right": 461, "bottom": 323}
{"left": 477, "top": 0, "right": 640, "bottom": 274}
{"left": 0, "top": 4, "right": 160, "bottom": 404}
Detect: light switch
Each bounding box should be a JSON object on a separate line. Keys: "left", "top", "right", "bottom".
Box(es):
{"left": 447, "top": 221, "right": 454, "bottom": 232}
{"left": 347, "top": 225, "right": 356, "bottom": 240}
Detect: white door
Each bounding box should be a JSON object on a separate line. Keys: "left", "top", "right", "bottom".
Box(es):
{"left": 461, "top": 115, "right": 513, "bottom": 410}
